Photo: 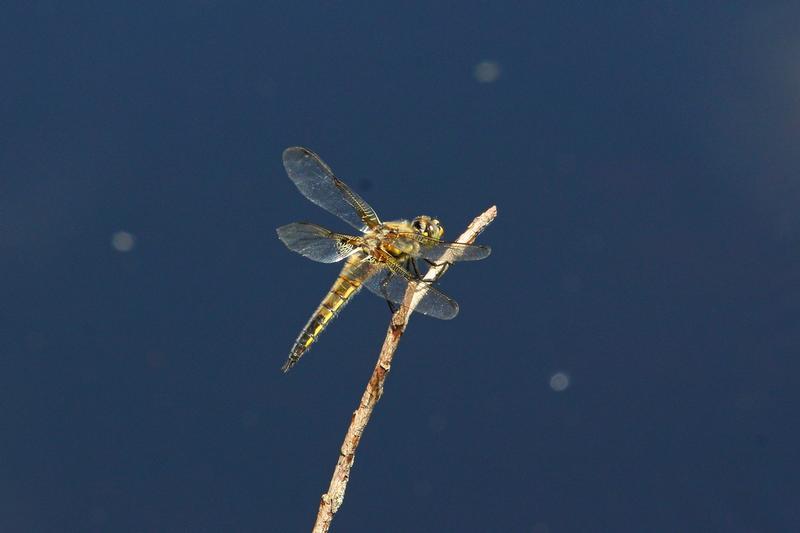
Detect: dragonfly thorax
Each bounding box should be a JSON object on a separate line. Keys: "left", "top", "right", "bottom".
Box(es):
{"left": 369, "top": 216, "right": 445, "bottom": 260}
{"left": 363, "top": 227, "right": 413, "bottom": 260}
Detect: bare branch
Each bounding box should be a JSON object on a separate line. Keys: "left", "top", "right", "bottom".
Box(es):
{"left": 311, "top": 205, "right": 497, "bottom": 533}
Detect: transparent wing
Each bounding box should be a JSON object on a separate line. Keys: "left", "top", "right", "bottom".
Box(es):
{"left": 282, "top": 147, "right": 381, "bottom": 232}
{"left": 360, "top": 258, "right": 459, "bottom": 320}
{"left": 397, "top": 233, "right": 492, "bottom": 263}
{"left": 276, "top": 222, "right": 359, "bottom": 263}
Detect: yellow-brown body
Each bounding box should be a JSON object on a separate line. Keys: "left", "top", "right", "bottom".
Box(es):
{"left": 281, "top": 217, "right": 443, "bottom": 372}
{"left": 282, "top": 255, "right": 364, "bottom": 372}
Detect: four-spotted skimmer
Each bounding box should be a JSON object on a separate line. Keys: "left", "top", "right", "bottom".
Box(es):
{"left": 277, "top": 147, "right": 491, "bottom": 372}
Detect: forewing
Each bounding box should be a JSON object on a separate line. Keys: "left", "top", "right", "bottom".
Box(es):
{"left": 276, "top": 222, "right": 359, "bottom": 263}
{"left": 361, "top": 259, "right": 459, "bottom": 320}
{"left": 396, "top": 233, "right": 492, "bottom": 262}
{"left": 282, "top": 147, "right": 381, "bottom": 232}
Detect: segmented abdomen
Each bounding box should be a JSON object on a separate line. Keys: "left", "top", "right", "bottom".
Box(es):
{"left": 281, "top": 257, "right": 365, "bottom": 372}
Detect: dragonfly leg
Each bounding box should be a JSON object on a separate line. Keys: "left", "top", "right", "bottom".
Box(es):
{"left": 378, "top": 271, "right": 400, "bottom": 314}
{"left": 409, "top": 258, "right": 442, "bottom": 283}
{"left": 407, "top": 258, "right": 421, "bottom": 279}
{"left": 422, "top": 258, "right": 451, "bottom": 279}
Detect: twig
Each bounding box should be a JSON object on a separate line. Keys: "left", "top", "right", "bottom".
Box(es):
{"left": 311, "top": 205, "right": 497, "bottom": 533}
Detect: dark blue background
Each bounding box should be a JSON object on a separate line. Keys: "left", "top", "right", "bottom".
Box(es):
{"left": 3, "top": 2, "right": 799, "bottom": 532}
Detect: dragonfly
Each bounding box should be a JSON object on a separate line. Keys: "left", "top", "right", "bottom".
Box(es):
{"left": 276, "top": 147, "right": 491, "bottom": 372}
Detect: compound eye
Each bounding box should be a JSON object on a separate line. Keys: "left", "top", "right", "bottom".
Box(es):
{"left": 412, "top": 219, "right": 423, "bottom": 231}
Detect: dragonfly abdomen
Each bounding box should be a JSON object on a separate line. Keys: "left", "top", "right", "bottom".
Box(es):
{"left": 282, "top": 267, "right": 363, "bottom": 372}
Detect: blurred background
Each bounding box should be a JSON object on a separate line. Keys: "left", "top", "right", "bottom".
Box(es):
{"left": 2, "top": 2, "right": 799, "bottom": 532}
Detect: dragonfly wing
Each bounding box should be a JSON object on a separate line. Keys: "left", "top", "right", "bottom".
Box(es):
{"left": 395, "top": 233, "right": 492, "bottom": 262}
{"left": 277, "top": 222, "right": 359, "bottom": 263}
{"left": 361, "top": 259, "right": 459, "bottom": 320}
{"left": 418, "top": 241, "right": 491, "bottom": 263}
{"left": 282, "top": 147, "right": 382, "bottom": 232}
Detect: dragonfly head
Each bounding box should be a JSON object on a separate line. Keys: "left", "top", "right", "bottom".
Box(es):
{"left": 411, "top": 216, "right": 444, "bottom": 240}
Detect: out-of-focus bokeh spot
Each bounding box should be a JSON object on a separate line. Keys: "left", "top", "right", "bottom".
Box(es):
{"left": 111, "top": 231, "right": 135, "bottom": 252}
{"left": 473, "top": 60, "right": 501, "bottom": 83}
{"left": 549, "top": 372, "right": 570, "bottom": 392}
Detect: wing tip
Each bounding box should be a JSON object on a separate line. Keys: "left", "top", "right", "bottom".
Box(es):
{"left": 446, "top": 302, "right": 460, "bottom": 320}
{"left": 275, "top": 223, "right": 294, "bottom": 244}
{"left": 282, "top": 146, "right": 314, "bottom": 162}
